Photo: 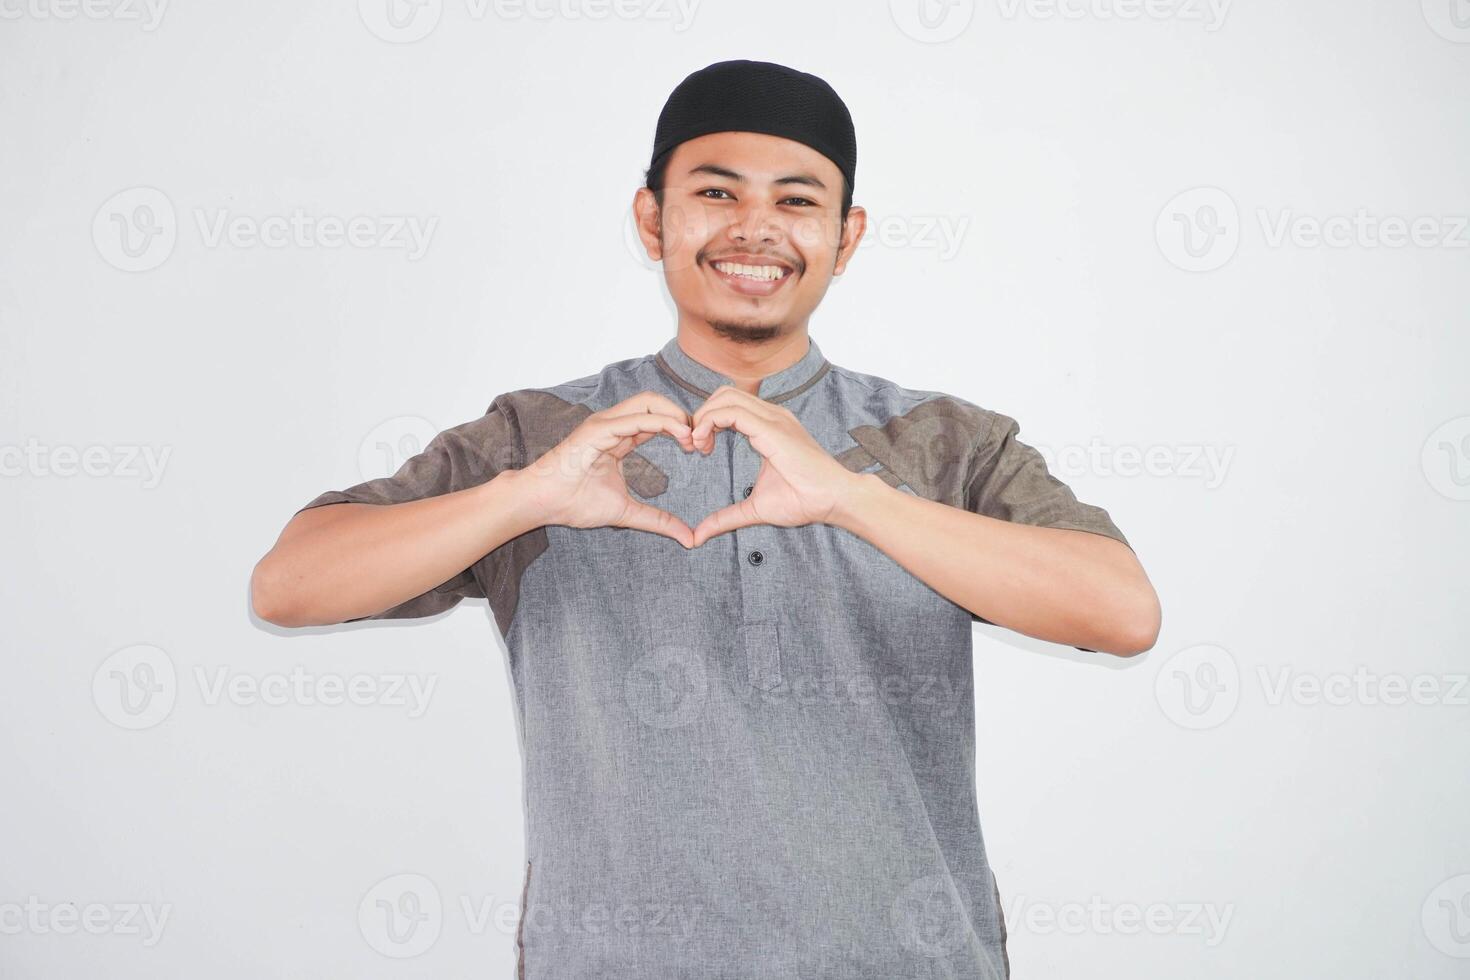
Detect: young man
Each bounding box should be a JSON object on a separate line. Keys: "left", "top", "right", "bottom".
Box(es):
{"left": 252, "top": 59, "right": 1160, "bottom": 980}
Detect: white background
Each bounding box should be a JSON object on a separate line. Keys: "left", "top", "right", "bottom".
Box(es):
{"left": 2, "top": 0, "right": 1467, "bottom": 977}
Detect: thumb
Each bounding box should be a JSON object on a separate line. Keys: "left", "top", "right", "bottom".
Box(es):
{"left": 690, "top": 500, "right": 762, "bottom": 548}
{"left": 615, "top": 498, "right": 695, "bottom": 549}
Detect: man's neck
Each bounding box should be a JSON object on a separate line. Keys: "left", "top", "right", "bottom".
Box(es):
{"left": 673, "top": 323, "right": 812, "bottom": 396}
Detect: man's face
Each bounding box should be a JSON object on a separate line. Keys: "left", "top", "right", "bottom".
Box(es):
{"left": 634, "top": 131, "right": 866, "bottom": 343}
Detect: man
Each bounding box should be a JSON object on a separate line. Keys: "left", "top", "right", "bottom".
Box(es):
{"left": 252, "top": 59, "right": 1160, "bottom": 980}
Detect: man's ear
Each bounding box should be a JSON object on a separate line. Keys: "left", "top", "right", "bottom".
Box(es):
{"left": 833, "top": 205, "right": 867, "bottom": 277}
{"left": 632, "top": 187, "right": 663, "bottom": 262}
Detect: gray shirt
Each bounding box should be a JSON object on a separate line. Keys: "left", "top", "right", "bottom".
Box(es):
{"left": 299, "top": 335, "right": 1131, "bottom": 979}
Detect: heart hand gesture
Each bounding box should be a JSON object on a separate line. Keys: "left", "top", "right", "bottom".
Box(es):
{"left": 687, "top": 385, "right": 863, "bottom": 548}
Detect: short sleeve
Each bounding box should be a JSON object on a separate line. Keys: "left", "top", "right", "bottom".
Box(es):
{"left": 961, "top": 411, "right": 1133, "bottom": 645}
{"left": 295, "top": 395, "right": 522, "bottom": 621}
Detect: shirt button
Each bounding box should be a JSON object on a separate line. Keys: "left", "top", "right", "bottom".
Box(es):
{"left": 742, "top": 484, "right": 754, "bottom": 498}
{"left": 747, "top": 550, "right": 765, "bottom": 567}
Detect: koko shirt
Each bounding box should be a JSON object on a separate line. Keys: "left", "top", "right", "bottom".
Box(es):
{"left": 299, "top": 335, "right": 1132, "bottom": 980}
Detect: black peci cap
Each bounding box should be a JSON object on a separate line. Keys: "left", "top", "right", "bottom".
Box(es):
{"left": 649, "top": 59, "right": 857, "bottom": 196}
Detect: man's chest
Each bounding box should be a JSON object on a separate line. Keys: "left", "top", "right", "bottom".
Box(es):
{"left": 509, "top": 428, "right": 969, "bottom": 690}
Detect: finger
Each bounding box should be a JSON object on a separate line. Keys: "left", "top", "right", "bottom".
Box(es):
{"left": 631, "top": 426, "right": 686, "bottom": 448}
{"left": 612, "top": 429, "right": 659, "bottom": 457}
{"left": 692, "top": 386, "right": 780, "bottom": 432}
{"left": 599, "top": 409, "right": 696, "bottom": 447}
{"left": 605, "top": 390, "right": 694, "bottom": 427}
{"left": 587, "top": 413, "right": 694, "bottom": 459}
{"left": 689, "top": 404, "right": 776, "bottom": 455}
{"left": 690, "top": 500, "right": 763, "bottom": 548}
{"left": 699, "top": 384, "right": 778, "bottom": 410}
{"left": 616, "top": 498, "right": 695, "bottom": 549}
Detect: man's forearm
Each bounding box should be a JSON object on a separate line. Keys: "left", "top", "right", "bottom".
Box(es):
{"left": 251, "top": 469, "right": 543, "bottom": 628}
{"left": 829, "top": 473, "right": 1161, "bottom": 656}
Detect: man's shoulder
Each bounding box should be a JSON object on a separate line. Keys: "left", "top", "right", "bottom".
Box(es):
{"left": 489, "top": 353, "right": 659, "bottom": 413}
{"left": 471, "top": 354, "right": 662, "bottom": 451}
{"left": 825, "top": 361, "right": 1002, "bottom": 433}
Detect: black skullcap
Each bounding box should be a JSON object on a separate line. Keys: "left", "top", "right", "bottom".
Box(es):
{"left": 649, "top": 59, "right": 856, "bottom": 196}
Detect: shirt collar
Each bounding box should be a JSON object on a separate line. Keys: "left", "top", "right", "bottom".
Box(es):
{"left": 654, "top": 334, "right": 831, "bottom": 404}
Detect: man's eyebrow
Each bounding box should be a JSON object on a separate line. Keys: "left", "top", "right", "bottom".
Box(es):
{"left": 686, "top": 163, "right": 828, "bottom": 191}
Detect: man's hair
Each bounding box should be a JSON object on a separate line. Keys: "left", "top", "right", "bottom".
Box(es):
{"left": 644, "top": 153, "right": 853, "bottom": 226}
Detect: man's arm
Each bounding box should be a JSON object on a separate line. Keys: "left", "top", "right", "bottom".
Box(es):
{"left": 250, "top": 472, "right": 540, "bottom": 628}
{"left": 250, "top": 390, "right": 698, "bottom": 629}
{"left": 831, "top": 473, "right": 1161, "bottom": 656}
{"left": 685, "top": 386, "right": 1160, "bottom": 658}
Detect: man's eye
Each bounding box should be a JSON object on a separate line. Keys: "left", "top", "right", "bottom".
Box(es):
{"left": 696, "top": 189, "right": 815, "bottom": 207}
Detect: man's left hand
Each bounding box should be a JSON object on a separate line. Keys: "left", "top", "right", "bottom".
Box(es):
{"left": 688, "top": 385, "right": 864, "bottom": 548}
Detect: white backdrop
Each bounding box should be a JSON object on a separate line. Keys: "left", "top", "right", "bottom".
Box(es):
{"left": 2, "top": 1, "right": 1467, "bottom": 977}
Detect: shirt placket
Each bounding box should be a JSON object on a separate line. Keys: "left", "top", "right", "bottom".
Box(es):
{"left": 654, "top": 336, "right": 827, "bottom": 693}
{"left": 730, "top": 434, "right": 782, "bottom": 691}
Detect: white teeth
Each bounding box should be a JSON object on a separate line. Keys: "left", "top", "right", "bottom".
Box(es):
{"left": 713, "top": 261, "right": 787, "bottom": 282}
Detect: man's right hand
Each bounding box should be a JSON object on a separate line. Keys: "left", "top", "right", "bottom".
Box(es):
{"left": 251, "top": 391, "right": 699, "bottom": 627}
{"left": 512, "top": 390, "right": 698, "bottom": 549}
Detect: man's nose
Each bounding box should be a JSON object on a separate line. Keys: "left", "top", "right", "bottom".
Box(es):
{"left": 727, "top": 198, "right": 783, "bottom": 244}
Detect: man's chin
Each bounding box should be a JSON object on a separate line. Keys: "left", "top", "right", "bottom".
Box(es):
{"left": 708, "top": 318, "right": 783, "bottom": 344}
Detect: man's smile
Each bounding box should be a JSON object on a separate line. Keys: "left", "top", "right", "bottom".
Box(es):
{"left": 706, "top": 254, "right": 795, "bottom": 298}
